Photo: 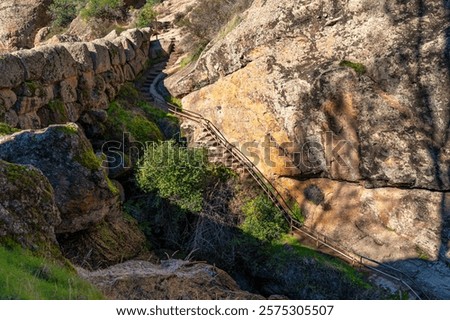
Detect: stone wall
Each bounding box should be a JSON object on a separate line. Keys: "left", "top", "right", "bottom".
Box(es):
{"left": 0, "top": 28, "right": 153, "bottom": 129}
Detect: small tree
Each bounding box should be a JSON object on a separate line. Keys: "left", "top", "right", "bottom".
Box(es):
{"left": 137, "top": 141, "right": 209, "bottom": 212}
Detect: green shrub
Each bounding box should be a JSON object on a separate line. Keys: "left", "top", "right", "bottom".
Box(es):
{"left": 135, "top": 0, "right": 159, "bottom": 28}
{"left": 80, "top": 0, "right": 124, "bottom": 20}
{"left": 137, "top": 140, "right": 208, "bottom": 212}
{"left": 241, "top": 195, "right": 289, "bottom": 242}
{"left": 0, "top": 245, "right": 103, "bottom": 299}
{"left": 49, "top": 0, "right": 87, "bottom": 27}
{"left": 339, "top": 60, "right": 367, "bottom": 75}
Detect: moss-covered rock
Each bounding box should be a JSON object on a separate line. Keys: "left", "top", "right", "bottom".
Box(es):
{"left": 0, "top": 123, "right": 122, "bottom": 233}
{"left": 58, "top": 216, "right": 146, "bottom": 270}
{"left": 0, "top": 160, "right": 61, "bottom": 256}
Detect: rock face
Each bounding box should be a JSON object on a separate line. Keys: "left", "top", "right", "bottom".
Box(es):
{"left": 0, "top": 0, "right": 51, "bottom": 52}
{"left": 80, "top": 259, "right": 264, "bottom": 299}
{"left": 58, "top": 217, "right": 146, "bottom": 270}
{"left": 0, "top": 123, "right": 121, "bottom": 233}
{"left": 0, "top": 160, "right": 61, "bottom": 250}
{"left": 166, "top": 0, "right": 450, "bottom": 297}
{"left": 0, "top": 28, "right": 153, "bottom": 130}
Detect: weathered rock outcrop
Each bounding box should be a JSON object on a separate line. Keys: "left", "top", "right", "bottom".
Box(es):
{"left": 0, "top": 28, "right": 153, "bottom": 130}
{"left": 0, "top": 0, "right": 51, "bottom": 52}
{"left": 58, "top": 217, "right": 146, "bottom": 270}
{"left": 166, "top": 0, "right": 450, "bottom": 297}
{"left": 0, "top": 123, "right": 120, "bottom": 233}
{"left": 0, "top": 160, "right": 61, "bottom": 250}
{"left": 80, "top": 259, "right": 264, "bottom": 299}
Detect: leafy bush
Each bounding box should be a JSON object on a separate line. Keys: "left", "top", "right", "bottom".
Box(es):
{"left": 49, "top": 0, "right": 87, "bottom": 27}
{"left": 241, "top": 195, "right": 289, "bottom": 242}
{"left": 137, "top": 141, "right": 209, "bottom": 212}
{"left": 80, "top": 0, "right": 124, "bottom": 20}
{"left": 0, "top": 245, "right": 103, "bottom": 299}
{"left": 135, "top": 0, "right": 159, "bottom": 28}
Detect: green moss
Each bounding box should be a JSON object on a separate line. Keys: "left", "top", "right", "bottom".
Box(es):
{"left": 416, "top": 246, "right": 430, "bottom": 261}
{"left": 107, "top": 101, "right": 164, "bottom": 142}
{"left": 3, "top": 162, "right": 43, "bottom": 187}
{"left": 25, "top": 81, "right": 44, "bottom": 97}
{"left": 114, "top": 25, "right": 127, "bottom": 35}
{"left": 106, "top": 177, "right": 120, "bottom": 195}
{"left": 118, "top": 82, "right": 140, "bottom": 100}
{"left": 56, "top": 124, "right": 78, "bottom": 136}
{"left": 164, "top": 96, "right": 182, "bottom": 109}
{"left": 75, "top": 149, "right": 102, "bottom": 171}
{"left": 218, "top": 14, "right": 241, "bottom": 39}
{"left": 180, "top": 43, "right": 206, "bottom": 68}
{"left": 277, "top": 235, "right": 371, "bottom": 289}
{"left": 138, "top": 101, "right": 179, "bottom": 123}
{"left": 0, "top": 122, "right": 19, "bottom": 136}
{"left": 48, "top": 99, "right": 69, "bottom": 122}
{"left": 0, "top": 245, "right": 103, "bottom": 299}
{"left": 339, "top": 60, "right": 367, "bottom": 75}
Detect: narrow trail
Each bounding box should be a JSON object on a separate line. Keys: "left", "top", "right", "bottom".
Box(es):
{"left": 136, "top": 36, "right": 430, "bottom": 300}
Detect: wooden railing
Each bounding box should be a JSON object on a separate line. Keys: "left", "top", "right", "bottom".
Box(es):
{"left": 144, "top": 44, "right": 430, "bottom": 299}
{"left": 150, "top": 95, "right": 429, "bottom": 299}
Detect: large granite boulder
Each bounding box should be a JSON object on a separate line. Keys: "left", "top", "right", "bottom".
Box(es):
{"left": 0, "top": 123, "right": 122, "bottom": 233}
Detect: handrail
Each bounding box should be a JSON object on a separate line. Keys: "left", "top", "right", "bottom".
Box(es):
{"left": 143, "top": 46, "right": 429, "bottom": 299}
{"left": 154, "top": 95, "right": 429, "bottom": 299}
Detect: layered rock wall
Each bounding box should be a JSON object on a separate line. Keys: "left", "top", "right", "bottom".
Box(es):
{"left": 0, "top": 28, "right": 154, "bottom": 129}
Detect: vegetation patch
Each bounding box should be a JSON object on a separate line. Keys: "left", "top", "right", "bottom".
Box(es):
{"left": 274, "top": 235, "right": 371, "bottom": 289}
{"left": 164, "top": 96, "right": 183, "bottom": 109}
{"left": 80, "top": 0, "right": 124, "bottom": 20}
{"left": 106, "top": 177, "right": 120, "bottom": 195}
{"left": 107, "top": 101, "right": 164, "bottom": 143}
{"left": 0, "top": 245, "right": 103, "bottom": 299}
{"left": 137, "top": 141, "right": 208, "bottom": 212}
{"left": 48, "top": 99, "right": 69, "bottom": 122}
{"left": 75, "top": 148, "right": 102, "bottom": 171}
{"left": 137, "top": 101, "right": 178, "bottom": 123}
{"left": 241, "top": 195, "right": 289, "bottom": 242}
{"left": 179, "top": 43, "right": 206, "bottom": 68}
{"left": 49, "top": 0, "right": 88, "bottom": 27}
{"left": 339, "top": 60, "right": 367, "bottom": 75}
{"left": 135, "top": 0, "right": 160, "bottom": 28}
{"left": 0, "top": 123, "right": 19, "bottom": 136}
{"left": 56, "top": 124, "right": 79, "bottom": 136}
